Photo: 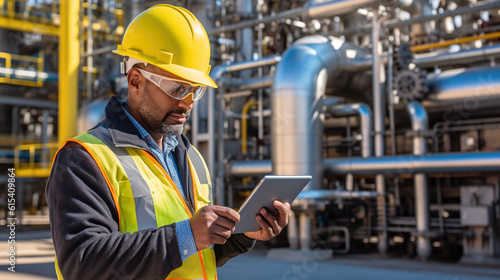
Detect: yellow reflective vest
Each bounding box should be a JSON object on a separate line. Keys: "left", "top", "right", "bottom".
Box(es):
{"left": 54, "top": 127, "right": 217, "bottom": 280}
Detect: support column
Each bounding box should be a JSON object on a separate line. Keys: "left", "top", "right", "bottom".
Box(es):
{"left": 58, "top": 0, "right": 79, "bottom": 146}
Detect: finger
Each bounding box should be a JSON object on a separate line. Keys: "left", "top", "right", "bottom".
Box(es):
{"left": 273, "top": 200, "right": 290, "bottom": 217}
{"left": 214, "top": 216, "right": 236, "bottom": 231}
{"left": 210, "top": 223, "right": 233, "bottom": 239}
{"left": 256, "top": 214, "right": 274, "bottom": 237}
{"left": 210, "top": 231, "right": 229, "bottom": 245}
{"left": 273, "top": 200, "right": 290, "bottom": 227}
{"left": 260, "top": 208, "right": 280, "bottom": 235}
{"left": 212, "top": 205, "right": 241, "bottom": 223}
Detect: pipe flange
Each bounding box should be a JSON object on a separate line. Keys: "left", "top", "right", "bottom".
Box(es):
{"left": 394, "top": 68, "right": 428, "bottom": 103}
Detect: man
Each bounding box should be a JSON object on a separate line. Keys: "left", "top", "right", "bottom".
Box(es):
{"left": 46, "top": 4, "right": 290, "bottom": 280}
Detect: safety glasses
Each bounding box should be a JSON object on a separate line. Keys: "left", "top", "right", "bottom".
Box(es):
{"left": 135, "top": 68, "right": 207, "bottom": 101}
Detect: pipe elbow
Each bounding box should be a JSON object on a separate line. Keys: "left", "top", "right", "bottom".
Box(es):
{"left": 353, "top": 103, "right": 372, "bottom": 119}
{"left": 406, "top": 101, "right": 428, "bottom": 131}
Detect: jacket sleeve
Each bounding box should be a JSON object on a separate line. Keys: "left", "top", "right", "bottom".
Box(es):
{"left": 214, "top": 233, "right": 256, "bottom": 267}
{"left": 46, "top": 142, "right": 182, "bottom": 280}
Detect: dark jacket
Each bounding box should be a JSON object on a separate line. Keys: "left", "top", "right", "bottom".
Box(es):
{"left": 46, "top": 96, "right": 255, "bottom": 280}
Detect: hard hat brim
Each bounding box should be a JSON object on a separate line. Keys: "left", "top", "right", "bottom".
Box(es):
{"left": 113, "top": 49, "right": 218, "bottom": 89}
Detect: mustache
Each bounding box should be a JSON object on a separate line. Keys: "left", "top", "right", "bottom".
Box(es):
{"left": 162, "top": 109, "right": 191, "bottom": 123}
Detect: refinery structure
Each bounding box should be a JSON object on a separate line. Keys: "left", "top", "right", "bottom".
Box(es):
{"left": 2, "top": 0, "right": 500, "bottom": 266}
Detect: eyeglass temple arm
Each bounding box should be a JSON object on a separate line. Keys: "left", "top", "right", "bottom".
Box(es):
{"left": 120, "top": 58, "right": 149, "bottom": 75}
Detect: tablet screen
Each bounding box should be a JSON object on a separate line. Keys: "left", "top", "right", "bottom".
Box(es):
{"left": 234, "top": 175, "right": 311, "bottom": 234}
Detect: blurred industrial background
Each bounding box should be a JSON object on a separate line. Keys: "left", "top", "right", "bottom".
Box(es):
{"left": 1, "top": 0, "right": 500, "bottom": 279}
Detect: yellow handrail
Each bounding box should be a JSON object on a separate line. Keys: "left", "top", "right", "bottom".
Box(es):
{"left": 0, "top": 51, "right": 44, "bottom": 87}
{"left": 14, "top": 142, "right": 60, "bottom": 178}
{"left": 0, "top": 52, "right": 11, "bottom": 79}
{"left": 241, "top": 101, "right": 259, "bottom": 154}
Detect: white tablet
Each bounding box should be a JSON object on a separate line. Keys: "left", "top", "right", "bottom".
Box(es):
{"left": 233, "top": 175, "right": 312, "bottom": 234}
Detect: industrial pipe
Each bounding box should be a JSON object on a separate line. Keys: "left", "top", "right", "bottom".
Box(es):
{"left": 407, "top": 101, "right": 431, "bottom": 260}
{"left": 324, "top": 151, "right": 500, "bottom": 175}
{"left": 337, "top": 43, "right": 500, "bottom": 72}
{"left": 414, "top": 44, "right": 500, "bottom": 68}
{"left": 241, "top": 101, "right": 259, "bottom": 154}
{"left": 228, "top": 160, "right": 272, "bottom": 177}
{"left": 207, "top": 0, "right": 380, "bottom": 36}
{"left": 297, "top": 190, "right": 379, "bottom": 199}
{"left": 273, "top": 35, "right": 370, "bottom": 250}
{"left": 386, "top": 1, "right": 500, "bottom": 30}
{"left": 191, "top": 55, "right": 281, "bottom": 205}
{"left": 218, "top": 76, "right": 274, "bottom": 90}
{"left": 326, "top": 103, "right": 372, "bottom": 158}
{"left": 230, "top": 149, "right": 500, "bottom": 176}
{"left": 372, "top": 12, "right": 388, "bottom": 255}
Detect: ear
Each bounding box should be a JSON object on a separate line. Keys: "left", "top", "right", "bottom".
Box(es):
{"left": 127, "top": 69, "right": 143, "bottom": 96}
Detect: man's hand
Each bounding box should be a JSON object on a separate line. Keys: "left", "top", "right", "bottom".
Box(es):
{"left": 190, "top": 205, "right": 240, "bottom": 251}
{"left": 244, "top": 200, "right": 290, "bottom": 241}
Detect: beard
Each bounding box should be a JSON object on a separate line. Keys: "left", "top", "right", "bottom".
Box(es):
{"left": 139, "top": 82, "right": 191, "bottom": 136}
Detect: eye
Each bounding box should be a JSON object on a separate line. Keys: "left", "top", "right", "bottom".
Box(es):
{"left": 167, "top": 85, "right": 183, "bottom": 95}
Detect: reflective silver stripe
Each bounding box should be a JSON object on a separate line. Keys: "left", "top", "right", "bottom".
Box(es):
{"left": 89, "top": 128, "right": 157, "bottom": 230}
{"left": 187, "top": 146, "right": 213, "bottom": 202}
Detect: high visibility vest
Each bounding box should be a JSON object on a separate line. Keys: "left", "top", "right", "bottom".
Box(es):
{"left": 54, "top": 127, "right": 216, "bottom": 280}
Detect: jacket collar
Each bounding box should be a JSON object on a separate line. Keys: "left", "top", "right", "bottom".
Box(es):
{"left": 101, "top": 96, "right": 192, "bottom": 151}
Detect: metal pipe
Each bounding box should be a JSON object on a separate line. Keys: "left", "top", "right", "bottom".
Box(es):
{"left": 414, "top": 44, "right": 500, "bottom": 68}
{"left": 207, "top": 0, "right": 379, "bottom": 35}
{"left": 273, "top": 36, "right": 369, "bottom": 190}
{"left": 59, "top": 0, "right": 79, "bottom": 146}
{"left": 212, "top": 55, "right": 282, "bottom": 76}
{"left": 273, "top": 35, "right": 370, "bottom": 250}
{"left": 372, "top": 12, "right": 388, "bottom": 256}
{"left": 387, "top": 45, "right": 397, "bottom": 156}
{"left": 0, "top": 96, "right": 58, "bottom": 109}
{"left": 339, "top": 43, "right": 500, "bottom": 72}
{"left": 297, "top": 190, "right": 379, "bottom": 199}
{"left": 406, "top": 101, "right": 431, "bottom": 260}
{"left": 207, "top": 7, "right": 304, "bottom": 36}
{"left": 327, "top": 1, "right": 500, "bottom": 41}
{"left": 42, "top": 110, "right": 49, "bottom": 145}
{"left": 257, "top": 0, "right": 265, "bottom": 159}
{"left": 326, "top": 103, "right": 372, "bottom": 158}
{"left": 230, "top": 149, "right": 500, "bottom": 177}
{"left": 386, "top": 1, "right": 500, "bottom": 29}
{"left": 423, "top": 65, "right": 500, "bottom": 116}
{"left": 305, "top": 0, "right": 378, "bottom": 19}
{"left": 192, "top": 55, "right": 281, "bottom": 203}
{"left": 299, "top": 212, "right": 311, "bottom": 251}
{"left": 219, "top": 76, "right": 273, "bottom": 90}
{"left": 324, "top": 151, "right": 500, "bottom": 175}
{"left": 217, "top": 84, "right": 226, "bottom": 206}
{"left": 228, "top": 160, "right": 272, "bottom": 176}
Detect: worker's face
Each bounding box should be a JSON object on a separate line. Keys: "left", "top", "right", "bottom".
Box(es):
{"left": 129, "top": 66, "right": 195, "bottom": 137}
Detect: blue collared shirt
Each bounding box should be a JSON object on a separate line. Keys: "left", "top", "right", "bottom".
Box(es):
{"left": 121, "top": 100, "right": 198, "bottom": 262}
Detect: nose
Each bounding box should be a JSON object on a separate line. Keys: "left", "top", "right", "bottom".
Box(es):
{"left": 178, "top": 93, "right": 195, "bottom": 110}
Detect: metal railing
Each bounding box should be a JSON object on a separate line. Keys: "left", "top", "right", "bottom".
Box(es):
{"left": 0, "top": 51, "right": 45, "bottom": 87}
{"left": 14, "top": 142, "right": 59, "bottom": 178}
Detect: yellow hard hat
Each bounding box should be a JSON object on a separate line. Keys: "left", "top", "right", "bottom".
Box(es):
{"left": 113, "top": 4, "right": 217, "bottom": 88}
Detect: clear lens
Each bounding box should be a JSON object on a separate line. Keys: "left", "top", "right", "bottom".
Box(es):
{"left": 136, "top": 68, "right": 207, "bottom": 101}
